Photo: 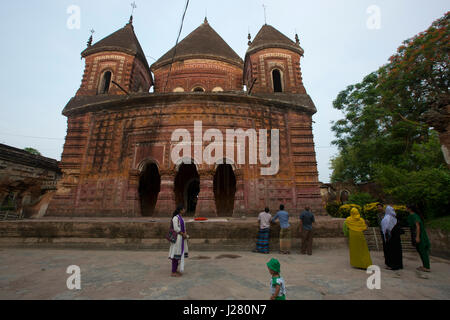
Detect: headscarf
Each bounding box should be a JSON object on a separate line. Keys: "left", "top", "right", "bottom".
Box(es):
{"left": 345, "top": 208, "right": 367, "bottom": 232}
{"left": 381, "top": 206, "right": 397, "bottom": 241}
{"left": 267, "top": 258, "right": 281, "bottom": 274}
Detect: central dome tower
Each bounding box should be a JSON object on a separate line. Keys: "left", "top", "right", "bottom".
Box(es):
{"left": 151, "top": 19, "right": 244, "bottom": 93}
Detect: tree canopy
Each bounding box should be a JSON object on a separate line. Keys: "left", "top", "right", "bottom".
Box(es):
{"left": 24, "top": 147, "right": 41, "bottom": 156}
{"left": 330, "top": 12, "right": 450, "bottom": 217}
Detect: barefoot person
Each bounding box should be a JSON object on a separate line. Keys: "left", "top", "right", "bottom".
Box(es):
{"left": 255, "top": 207, "right": 272, "bottom": 254}
{"left": 299, "top": 206, "right": 315, "bottom": 255}
{"left": 407, "top": 204, "right": 431, "bottom": 273}
{"left": 381, "top": 206, "right": 404, "bottom": 270}
{"left": 272, "top": 205, "right": 291, "bottom": 254}
{"left": 169, "top": 205, "right": 189, "bottom": 277}
{"left": 343, "top": 208, "right": 372, "bottom": 269}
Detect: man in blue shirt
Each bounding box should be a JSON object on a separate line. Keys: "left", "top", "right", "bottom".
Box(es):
{"left": 272, "top": 205, "right": 291, "bottom": 254}
{"left": 299, "top": 206, "right": 315, "bottom": 255}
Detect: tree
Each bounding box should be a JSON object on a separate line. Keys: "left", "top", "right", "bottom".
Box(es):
{"left": 24, "top": 147, "right": 41, "bottom": 156}
{"left": 330, "top": 12, "right": 450, "bottom": 217}
{"left": 379, "top": 12, "right": 449, "bottom": 123}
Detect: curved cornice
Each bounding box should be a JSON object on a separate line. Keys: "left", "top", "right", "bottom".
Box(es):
{"left": 151, "top": 54, "right": 244, "bottom": 71}
{"left": 63, "top": 92, "right": 317, "bottom": 117}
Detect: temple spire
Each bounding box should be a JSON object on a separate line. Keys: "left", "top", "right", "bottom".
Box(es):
{"left": 248, "top": 29, "right": 252, "bottom": 46}
{"left": 129, "top": 1, "right": 137, "bottom": 24}
{"left": 263, "top": 4, "right": 267, "bottom": 25}
{"left": 87, "top": 29, "right": 95, "bottom": 47}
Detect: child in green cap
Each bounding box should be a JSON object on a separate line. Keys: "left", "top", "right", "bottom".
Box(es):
{"left": 267, "top": 258, "right": 286, "bottom": 300}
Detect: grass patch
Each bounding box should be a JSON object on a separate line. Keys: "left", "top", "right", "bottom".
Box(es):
{"left": 427, "top": 216, "right": 450, "bottom": 232}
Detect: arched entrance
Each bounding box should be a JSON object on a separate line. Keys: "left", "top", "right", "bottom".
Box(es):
{"left": 174, "top": 164, "right": 200, "bottom": 216}
{"left": 213, "top": 164, "right": 236, "bottom": 216}
{"left": 340, "top": 190, "right": 350, "bottom": 203}
{"left": 138, "top": 163, "right": 161, "bottom": 217}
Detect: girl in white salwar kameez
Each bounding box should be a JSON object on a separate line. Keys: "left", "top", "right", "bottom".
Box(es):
{"left": 169, "top": 205, "right": 189, "bottom": 277}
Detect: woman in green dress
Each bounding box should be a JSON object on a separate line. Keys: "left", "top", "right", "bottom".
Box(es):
{"left": 406, "top": 204, "right": 431, "bottom": 272}
{"left": 343, "top": 208, "right": 372, "bottom": 269}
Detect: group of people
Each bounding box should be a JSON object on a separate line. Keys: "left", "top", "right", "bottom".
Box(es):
{"left": 167, "top": 204, "right": 288, "bottom": 299}
{"left": 167, "top": 202, "right": 431, "bottom": 300}
{"left": 255, "top": 205, "right": 315, "bottom": 256}
{"left": 342, "top": 203, "right": 431, "bottom": 273}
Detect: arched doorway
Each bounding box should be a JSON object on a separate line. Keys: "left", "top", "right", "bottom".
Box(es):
{"left": 214, "top": 164, "right": 236, "bottom": 216}
{"left": 340, "top": 190, "right": 350, "bottom": 203}
{"left": 174, "top": 164, "right": 200, "bottom": 216}
{"left": 138, "top": 163, "right": 161, "bottom": 217}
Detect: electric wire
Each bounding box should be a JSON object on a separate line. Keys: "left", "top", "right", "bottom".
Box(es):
{"left": 163, "top": 0, "right": 190, "bottom": 93}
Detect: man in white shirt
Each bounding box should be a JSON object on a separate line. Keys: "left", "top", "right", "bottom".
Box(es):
{"left": 254, "top": 207, "right": 272, "bottom": 254}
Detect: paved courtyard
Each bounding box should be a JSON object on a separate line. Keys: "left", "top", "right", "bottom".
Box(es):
{"left": 0, "top": 248, "right": 449, "bottom": 300}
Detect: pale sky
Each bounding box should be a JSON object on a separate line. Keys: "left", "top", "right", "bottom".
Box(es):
{"left": 0, "top": 0, "right": 448, "bottom": 182}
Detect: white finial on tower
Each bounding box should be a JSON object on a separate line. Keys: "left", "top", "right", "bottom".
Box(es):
{"left": 129, "top": 1, "right": 137, "bottom": 24}
{"left": 263, "top": 4, "right": 267, "bottom": 25}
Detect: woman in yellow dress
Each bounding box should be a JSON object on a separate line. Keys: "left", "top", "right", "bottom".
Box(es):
{"left": 343, "top": 208, "right": 372, "bottom": 269}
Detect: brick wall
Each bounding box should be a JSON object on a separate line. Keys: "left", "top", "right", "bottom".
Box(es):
{"left": 244, "top": 48, "right": 306, "bottom": 94}
{"left": 47, "top": 95, "right": 323, "bottom": 217}
{"left": 76, "top": 51, "right": 152, "bottom": 96}
{"left": 152, "top": 59, "right": 243, "bottom": 93}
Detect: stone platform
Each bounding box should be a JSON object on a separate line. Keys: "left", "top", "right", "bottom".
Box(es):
{"left": 2, "top": 248, "right": 450, "bottom": 300}
{"left": 0, "top": 216, "right": 346, "bottom": 251}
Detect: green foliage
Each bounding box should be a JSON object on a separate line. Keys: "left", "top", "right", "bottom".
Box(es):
{"left": 363, "top": 203, "right": 409, "bottom": 228}
{"left": 0, "top": 197, "right": 16, "bottom": 211}
{"left": 375, "top": 165, "right": 450, "bottom": 218}
{"left": 362, "top": 203, "right": 381, "bottom": 227}
{"left": 427, "top": 216, "right": 450, "bottom": 232}
{"left": 379, "top": 12, "right": 449, "bottom": 117}
{"left": 337, "top": 204, "right": 362, "bottom": 219}
{"left": 326, "top": 201, "right": 342, "bottom": 217}
{"left": 24, "top": 147, "right": 41, "bottom": 156}
{"left": 330, "top": 155, "right": 348, "bottom": 183}
{"left": 393, "top": 205, "right": 410, "bottom": 227}
{"left": 327, "top": 202, "right": 410, "bottom": 227}
{"left": 330, "top": 12, "right": 450, "bottom": 218}
{"left": 348, "top": 192, "right": 376, "bottom": 207}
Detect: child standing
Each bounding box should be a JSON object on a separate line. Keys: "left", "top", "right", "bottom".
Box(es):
{"left": 267, "top": 258, "right": 286, "bottom": 300}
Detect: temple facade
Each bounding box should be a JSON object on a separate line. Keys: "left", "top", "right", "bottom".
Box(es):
{"left": 47, "top": 18, "right": 323, "bottom": 217}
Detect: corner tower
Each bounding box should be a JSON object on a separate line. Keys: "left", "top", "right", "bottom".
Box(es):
{"left": 243, "top": 24, "right": 323, "bottom": 214}
{"left": 244, "top": 24, "right": 306, "bottom": 94}
{"left": 76, "top": 21, "right": 153, "bottom": 96}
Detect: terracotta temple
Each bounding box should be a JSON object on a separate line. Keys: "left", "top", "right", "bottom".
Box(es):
{"left": 46, "top": 18, "right": 323, "bottom": 218}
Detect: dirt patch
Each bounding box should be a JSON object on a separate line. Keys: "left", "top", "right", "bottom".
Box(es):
{"left": 215, "top": 254, "right": 242, "bottom": 259}
{"left": 191, "top": 256, "right": 212, "bottom": 260}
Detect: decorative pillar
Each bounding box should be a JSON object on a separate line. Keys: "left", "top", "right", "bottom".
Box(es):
{"left": 154, "top": 170, "right": 176, "bottom": 217}
{"left": 233, "top": 169, "right": 246, "bottom": 217}
{"left": 196, "top": 169, "right": 217, "bottom": 217}
{"left": 127, "top": 169, "right": 141, "bottom": 217}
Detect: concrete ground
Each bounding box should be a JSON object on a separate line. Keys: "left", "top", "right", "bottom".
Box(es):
{"left": 0, "top": 248, "right": 449, "bottom": 300}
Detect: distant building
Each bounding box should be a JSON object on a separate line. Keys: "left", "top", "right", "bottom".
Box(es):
{"left": 0, "top": 144, "right": 61, "bottom": 216}
{"left": 47, "top": 18, "right": 323, "bottom": 218}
